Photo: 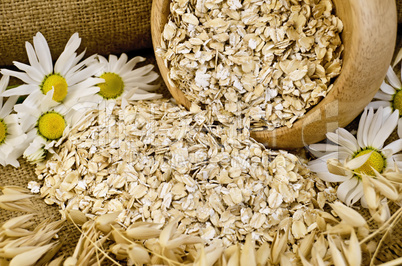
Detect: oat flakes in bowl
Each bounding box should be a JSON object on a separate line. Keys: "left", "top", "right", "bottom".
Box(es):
{"left": 151, "top": 0, "right": 397, "bottom": 149}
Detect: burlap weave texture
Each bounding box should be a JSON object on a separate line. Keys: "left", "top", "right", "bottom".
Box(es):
{"left": 0, "top": 0, "right": 153, "bottom": 66}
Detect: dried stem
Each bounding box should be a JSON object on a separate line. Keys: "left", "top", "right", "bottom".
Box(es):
{"left": 67, "top": 213, "right": 122, "bottom": 266}
{"left": 369, "top": 207, "right": 402, "bottom": 266}
{"left": 360, "top": 207, "right": 402, "bottom": 245}
{"left": 378, "top": 257, "right": 402, "bottom": 266}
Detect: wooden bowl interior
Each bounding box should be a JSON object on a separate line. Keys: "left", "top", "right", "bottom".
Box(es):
{"left": 151, "top": 0, "right": 397, "bottom": 149}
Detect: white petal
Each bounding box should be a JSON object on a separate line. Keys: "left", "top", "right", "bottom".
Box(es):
{"left": 125, "top": 71, "right": 159, "bottom": 85}
{"left": 361, "top": 108, "right": 375, "bottom": 148}
{"left": 326, "top": 132, "right": 357, "bottom": 154}
{"left": 0, "top": 149, "right": 20, "bottom": 167}
{"left": 0, "top": 142, "right": 15, "bottom": 155}
{"left": 73, "top": 94, "right": 103, "bottom": 107}
{"left": 8, "top": 158, "right": 20, "bottom": 167}
{"left": 14, "top": 103, "right": 40, "bottom": 121}
{"left": 67, "top": 83, "right": 100, "bottom": 97}
{"left": 371, "top": 110, "right": 398, "bottom": 149}
{"left": 107, "top": 54, "right": 118, "bottom": 72}
{"left": 54, "top": 33, "right": 81, "bottom": 74}
{"left": 345, "top": 152, "right": 372, "bottom": 170}
{"left": 337, "top": 178, "right": 358, "bottom": 206}
{"left": 0, "top": 84, "right": 34, "bottom": 97}
{"left": 3, "top": 114, "right": 18, "bottom": 125}
{"left": 121, "top": 97, "right": 129, "bottom": 111}
{"left": 382, "top": 106, "right": 394, "bottom": 118}
{"left": 25, "top": 41, "right": 45, "bottom": 74}
{"left": 309, "top": 143, "right": 341, "bottom": 152}
{"left": 63, "top": 86, "right": 100, "bottom": 108}
{"left": 346, "top": 182, "right": 364, "bottom": 206}
{"left": 121, "top": 64, "right": 154, "bottom": 79}
{"left": 105, "top": 101, "right": 116, "bottom": 117}
{"left": 380, "top": 80, "right": 397, "bottom": 94}
{"left": 386, "top": 66, "right": 402, "bottom": 89}
{"left": 79, "top": 53, "right": 96, "bottom": 66}
{"left": 128, "top": 92, "right": 162, "bottom": 101}
{"left": 0, "top": 74, "right": 9, "bottom": 96}
{"left": 112, "top": 53, "right": 128, "bottom": 73}
{"left": 33, "top": 32, "right": 53, "bottom": 74}
{"left": 127, "top": 85, "right": 161, "bottom": 94}
{"left": 0, "top": 96, "right": 18, "bottom": 118}
{"left": 67, "top": 64, "right": 102, "bottom": 85}
{"left": 20, "top": 114, "right": 37, "bottom": 132}
{"left": 336, "top": 128, "right": 359, "bottom": 150}
{"left": 367, "top": 107, "right": 384, "bottom": 146}
{"left": 13, "top": 62, "right": 43, "bottom": 83}
{"left": 6, "top": 124, "right": 24, "bottom": 137}
{"left": 65, "top": 32, "right": 80, "bottom": 47}
{"left": 96, "top": 55, "right": 108, "bottom": 67}
{"left": 0, "top": 69, "right": 36, "bottom": 86}
{"left": 119, "top": 56, "right": 146, "bottom": 74}
{"left": 3, "top": 112, "right": 19, "bottom": 125}
{"left": 4, "top": 133, "right": 27, "bottom": 147}
{"left": 57, "top": 55, "right": 77, "bottom": 77}
{"left": 308, "top": 145, "right": 347, "bottom": 159}
{"left": 25, "top": 136, "right": 46, "bottom": 155}
{"left": 373, "top": 90, "right": 393, "bottom": 101}
{"left": 308, "top": 161, "right": 329, "bottom": 173}
{"left": 316, "top": 172, "right": 350, "bottom": 182}
{"left": 40, "top": 89, "right": 59, "bottom": 112}
{"left": 366, "top": 101, "right": 391, "bottom": 110}
{"left": 68, "top": 77, "right": 103, "bottom": 92}
{"left": 394, "top": 48, "right": 402, "bottom": 67}
{"left": 61, "top": 49, "right": 88, "bottom": 78}
{"left": 310, "top": 151, "right": 350, "bottom": 164}
{"left": 398, "top": 118, "right": 402, "bottom": 139}
{"left": 385, "top": 156, "right": 396, "bottom": 170}
{"left": 382, "top": 139, "right": 402, "bottom": 156}
{"left": 357, "top": 108, "right": 368, "bottom": 147}
{"left": 127, "top": 83, "right": 160, "bottom": 92}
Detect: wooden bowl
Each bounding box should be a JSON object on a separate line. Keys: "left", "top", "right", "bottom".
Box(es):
{"left": 151, "top": 0, "right": 397, "bottom": 149}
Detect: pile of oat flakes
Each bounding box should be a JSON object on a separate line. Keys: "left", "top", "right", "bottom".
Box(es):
{"left": 33, "top": 99, "right": 336, "bottom": 247}
{"left": 31, "top": 0, "right": 344, "bottom": 254}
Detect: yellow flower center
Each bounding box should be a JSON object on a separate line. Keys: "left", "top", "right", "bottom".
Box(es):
{"left": 353, "top": 148, "right": 386, "bottom": 177}
{"left": 41, "top": 74, "right": 68, "bottom": 102}
{"left": 37, "top": 112, "right": 66, "bottom": 140}
{"left": 0, "top": 119, "right": 7, "bottom": 145}
{"left": 98, "top": 72, "right": 124, "bottom": 99}
{"left": 392, "top": 89, "right": 402, "bottom": 116}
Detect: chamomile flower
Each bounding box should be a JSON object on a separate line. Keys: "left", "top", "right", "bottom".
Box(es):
{"left": 308, "top": 107, "right": 402, "bottom": 206}
{"left": 368, "top": 65, "right": 402, "bottom": 137}
{"left": 83, "top": 54, "right": 162, "bottom": 110}
{"left": 0, "top": 32, "right": 103, "bottom": 111}
{"left": 17, "top": 90, "right": 86, "bottom": 164}
{"left": 0, "top": 75, "right": 28, "bottom": 167}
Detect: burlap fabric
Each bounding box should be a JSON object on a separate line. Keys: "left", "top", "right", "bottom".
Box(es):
{"left": 0, "top": 0, "right": 153, "bottom": 66}
{"left": 0, "top": 0, "right": 401, "bottom": 264}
